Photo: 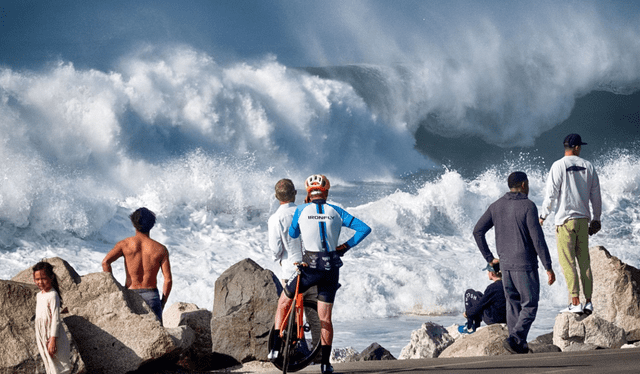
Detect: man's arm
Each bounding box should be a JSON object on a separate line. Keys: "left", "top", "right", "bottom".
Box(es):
{"left": 590, "top": 166, "right": 602, "bottom": 222}
{"left": 540, "top": 163, "right": 562, "bottom": 223}
{"left": 268, "top": 215, "right": 284, "bottom": 262}
{"left": 102, "top": 241, "right": 124, "bottom": 273}
{"left": 528, "top": 205, "right": 553, "bottom": 271}
{"left": 341, "top": 216, "right": 371, "bottom": 249}
{"left": 288, "top": 206, "right": 303, "bottom": 239}
{"left": 160, "top": 247, "right": 172, "bottom": 309}
{"left": 473, "top": 208, "right": 495, "bottom": 263}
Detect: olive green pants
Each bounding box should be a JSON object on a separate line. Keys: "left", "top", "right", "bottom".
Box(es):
{"left": 556, "top": 218, "right": 592, "bottom": 299}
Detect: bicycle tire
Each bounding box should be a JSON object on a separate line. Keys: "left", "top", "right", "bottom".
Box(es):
{"left": 268, "top": 299, "right": 321, "bottom": 373}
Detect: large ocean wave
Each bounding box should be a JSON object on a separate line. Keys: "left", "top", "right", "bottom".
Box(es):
{"left": 2, "top": 1, "right": 640, "bottom": 322}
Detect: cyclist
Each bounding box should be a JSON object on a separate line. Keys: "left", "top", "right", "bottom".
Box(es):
{"left": 270, "top": 174, "right": 372, "bottom": 374}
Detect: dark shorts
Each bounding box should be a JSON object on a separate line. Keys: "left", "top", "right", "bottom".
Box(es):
{"left": 132, "top": 288, "right": 163, "bottom": 322}
{"left": 284, "top": 267, "right": 340, "bottom": 304}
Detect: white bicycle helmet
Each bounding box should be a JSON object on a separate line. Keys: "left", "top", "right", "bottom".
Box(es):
{"left": 305, "top": 174, "right": 330, "bottom": 193}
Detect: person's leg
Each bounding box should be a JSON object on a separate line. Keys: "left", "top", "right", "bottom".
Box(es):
{"left": 509, "top": 270, "right": 540, "bottom": 351}
{"left": 270, "top": 283, "right": 296, "bottom": 361}
{"left": 556, "top": 221, "right": 580, "bottom": 303}
{"left": 274, "top": 292, "right": 294, "bottom": 329}
{"left": 574, "top": 218, "right": 593, "bottom": 301}
{"left": 317, "top": 301, "right": 334, "bottom": 346}
{"left": 464, "top": 289, "right": 483, "bottom": 329}
{"left": 502, "top": 270, "right": 521, "bottom": 337}
{"left": 315, "top": 268, "right": 339, "bottom": 373}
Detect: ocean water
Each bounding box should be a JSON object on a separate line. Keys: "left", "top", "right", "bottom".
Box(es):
{"left": 2, "top": 1, "right": 640, "bottom": 359}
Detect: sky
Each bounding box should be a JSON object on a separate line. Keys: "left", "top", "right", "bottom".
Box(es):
{"left": 3, "top": 0, "right": 639, "bottom": 71}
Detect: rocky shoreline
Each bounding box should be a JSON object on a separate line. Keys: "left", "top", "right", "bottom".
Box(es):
{"left": 1, "top": 246, "right": 638, "bottom": 373}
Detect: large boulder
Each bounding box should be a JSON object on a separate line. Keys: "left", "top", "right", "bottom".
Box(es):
{"left": 553, "top": 312, "right": 627, "bottom": 351}
{"left": 439, "top": 324, "right": 510, "bottom": 358}
{"left": 12, "top": 258, "right": 178, "bottom": 374}
{"left": 0, "top": 279, "right": 85, "bottom": 374}
{"left": 163, "top": 302, "right": 214, "bottom": 370}
{"left": 399, "top": 322, "right": 455, "bottom": 359}
{"left": 590, "top": 246, "right": 640, "bottom": 341}
{"left": 210, "top": 258, "right": 280, "bottom": 365}
{"left": 356, "top": 343, "right": 396, "bottom": 361}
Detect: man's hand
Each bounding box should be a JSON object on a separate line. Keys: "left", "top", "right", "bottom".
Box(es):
{"left": 547, "top": 269, "right": 556, "bottom": 285}
{"left": 336, "top": 243, "right": 350, "bottom": 256}
{"left": 539, "top": 218, "right": 545, "bottom": 226}
{"left": 588, "top": 220, "right": 601, "bottom": 236}
{"left": 490, "top": 258, "right": 499, "bottom": 265}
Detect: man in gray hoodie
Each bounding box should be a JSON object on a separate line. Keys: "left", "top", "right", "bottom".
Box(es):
{"left": 473, "top": 171, "right": 556, "bottom": 354}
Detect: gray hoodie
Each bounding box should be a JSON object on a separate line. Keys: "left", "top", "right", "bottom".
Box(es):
{"left": 473, "top": 192, "right": 553, "bottom": 272}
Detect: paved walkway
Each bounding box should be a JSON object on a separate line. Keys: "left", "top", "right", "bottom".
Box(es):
{"left": 260, "top": 347, "right": 640, "bottom": 374}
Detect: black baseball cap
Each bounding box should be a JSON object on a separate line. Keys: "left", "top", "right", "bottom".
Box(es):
{"left": 564, "top": 133, "right": 587, "bottom": 147}
{"left": 481, "top": 262, "right": 500, "bottom": 273}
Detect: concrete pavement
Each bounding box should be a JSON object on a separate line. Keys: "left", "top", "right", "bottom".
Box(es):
{"left": 259, "top": 347, "right": 640, "bottom": 374}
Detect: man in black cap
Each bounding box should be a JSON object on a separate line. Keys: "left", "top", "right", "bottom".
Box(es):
{"left": 473, "top": 171, "right": 556, "bottom": 354}
{"left": 458, "top": 262, "right": 507, "bottom": 334}
{"left": 540, "top": 133, "right": 602, "bottom": 315}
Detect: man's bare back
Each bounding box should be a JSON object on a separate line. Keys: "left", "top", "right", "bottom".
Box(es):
{"left": 103, "top": 232, "right": 170, "bottom": 289}
{"left": 103, "top": 207, "right": 172, "bottom": 321}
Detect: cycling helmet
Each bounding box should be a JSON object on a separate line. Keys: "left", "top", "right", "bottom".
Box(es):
{"left": 305, "top": 174, "right": 330, "bottom": 193}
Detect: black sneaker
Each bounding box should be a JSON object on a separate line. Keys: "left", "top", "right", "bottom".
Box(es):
{"left": 502, "top": 337, "right": 529, "bottom": 354}
{"left": 502, "top": 338, "right": 518, "bottom": 354}
{"left": 321, "top": 363, "right": 334, "bottom": 374}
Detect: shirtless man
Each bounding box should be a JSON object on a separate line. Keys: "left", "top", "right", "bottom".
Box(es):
{"left": 102, "top": 207, "right": 172, "bottom": 323}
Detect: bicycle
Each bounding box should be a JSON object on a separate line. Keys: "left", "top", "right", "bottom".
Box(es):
{"left": 269, "top": 263, "right": 321, "bottom": 374}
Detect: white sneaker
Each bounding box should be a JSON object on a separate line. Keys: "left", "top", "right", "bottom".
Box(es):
{"left": 584, "top": 302, "right": 593, "bottom": 315}
{"left": 560, "top": 303, "right": 583, "bottom": 314}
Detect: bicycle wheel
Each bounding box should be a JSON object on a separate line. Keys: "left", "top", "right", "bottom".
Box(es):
{"left": 268, "top": 300, "right": 321, "bottom": 373}
{"left": 281, "top": 296, "right": 297, "bottom": 374}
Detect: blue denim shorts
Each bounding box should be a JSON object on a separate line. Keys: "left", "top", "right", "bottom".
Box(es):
{"left": 132, "top": 288, "right": 163, "bottom": 322}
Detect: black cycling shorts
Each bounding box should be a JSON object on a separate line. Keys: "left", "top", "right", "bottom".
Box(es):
{"left": 284, "top": 267, "right": 340, "bottom": 304}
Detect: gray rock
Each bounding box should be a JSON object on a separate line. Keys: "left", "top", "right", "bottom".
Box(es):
{"left": 12, "top": 257, "right": 178, "bottom": 374}
{"left": 439, "top": 324, "right": 510, "bottom": 358}
{"left": 0, "top": 279, "right": 85, "bottom": 374}
{"left": 210, "top": 258, "right": 280, "bottom": 365}
{"left": 590, "top": 246, "right": 640, "bottom": 341}
{"left": 528, "top": 333, "right": 561, "bottom": 353}
{"left": 164, "top": 325, "right": 197, "bottom": 362}
{"left": 331, "top": 347, "right": 359, "bottom": 363}
{"left": 553, "top": 312, "right": 627, "bottom": 351}
{"left": 164, "top": 302, "right": 214, "bottom": 370}
{"left": 356, "top": 343, "right": 396, "bottom": 361}
{"left": 399, "top": 322, "right": 455, "bottom": 359}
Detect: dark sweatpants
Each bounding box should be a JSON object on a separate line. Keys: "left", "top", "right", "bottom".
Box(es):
{"left": 502, "top": 269, "right": 540, "bottom": 351}
{"left": 464, "top": 289, "right": 483, "bottom": 329}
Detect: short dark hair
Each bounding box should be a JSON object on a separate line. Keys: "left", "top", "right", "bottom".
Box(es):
{"left": 275, "top": 179, "right": 296, "bottom": 202}
{"left": 130, "top": 207, "right": 156, "bottom": 233}
{"left": 508, "top": 171, "right": 528, "bottom": 188}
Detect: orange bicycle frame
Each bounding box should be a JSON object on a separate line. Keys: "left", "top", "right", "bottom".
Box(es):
{"left": 280, "top": 272, "right": 305, "bottom": 340}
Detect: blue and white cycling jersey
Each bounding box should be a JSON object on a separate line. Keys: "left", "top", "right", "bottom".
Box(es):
{"left": 289, "top": 199, "right": 371, "bottom": 253}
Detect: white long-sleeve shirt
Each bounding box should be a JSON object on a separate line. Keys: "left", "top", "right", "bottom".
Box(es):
{"left": 540, "top": 155, "right": 602, "bottom": 226}
{"left": 268, "top": 202, "right": 303, "bottom": 279}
